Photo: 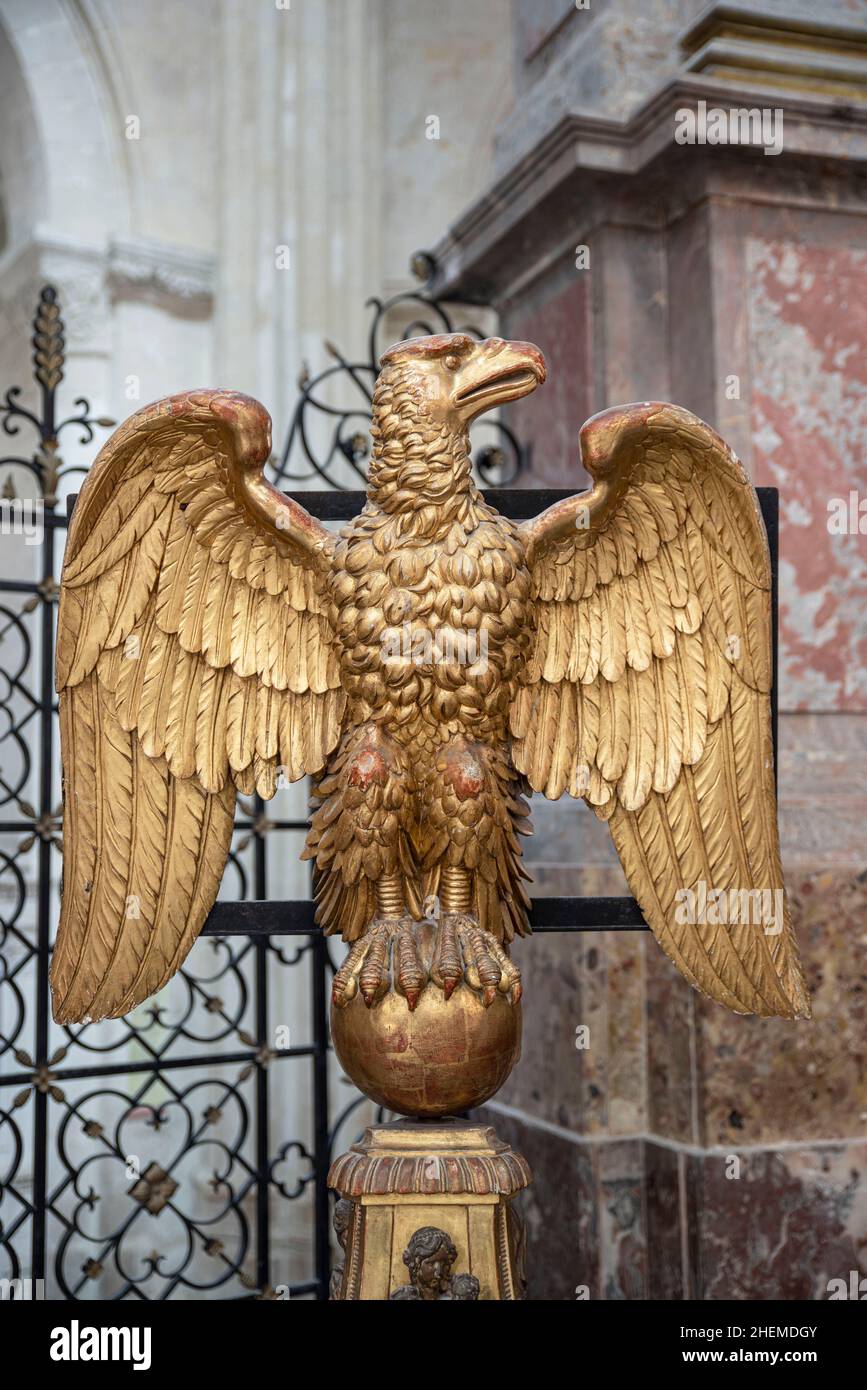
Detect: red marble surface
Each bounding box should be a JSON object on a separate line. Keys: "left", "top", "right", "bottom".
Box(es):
{"left": 691, "top": 1144, "right": 867, "bottom": 1300}
{"left": 505, "top": 273, "right": 593, "bottom": 487}
{"left": 501, "top": 863, "right": 644, "bottom": 1137}
{"left": 696, "top": 867, "right": 867, "bottom": 1148}
{"left": 747, "top": 236, "right": 867, "bottom": 712}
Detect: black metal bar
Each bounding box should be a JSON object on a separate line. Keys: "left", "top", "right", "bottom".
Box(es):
{"left": 65, "top": 486, "right": 779, "bottom": 529}
{"left": 311, "top": 932, "right": 330, "bottom": 1298}
{"left": 529, "top": 897, "right": 649, "bottom": 930}
{"left": 252, "top": 798, "right": 270, "bottom": 1292}
{"left": 0, "top": 1045, "right": 315, "bottom": 1088}
{"left": 765, "top": 489, "right": 779, "bottom": 794}
{"left": 284, "top": 488, "right": 778, "bottom": 529}
{"left": 203, "top": 897, "right": 650, "bottom": 935}
{"left": 280, "top": 487, "right": 602, "bottom": 520}
{"left": 31, "top": 385, "right": 58, "bottom": 1292}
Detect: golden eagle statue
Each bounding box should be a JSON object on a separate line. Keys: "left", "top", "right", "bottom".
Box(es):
{"left": 51, "top": 334, "right": 809, "bottom": 1027}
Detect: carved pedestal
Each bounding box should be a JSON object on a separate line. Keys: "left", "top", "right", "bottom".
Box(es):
{"left": 328, "top": 1120, "right": 531, "bottom": 1300}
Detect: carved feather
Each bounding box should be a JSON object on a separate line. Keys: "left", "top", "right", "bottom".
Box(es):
{"left": 516, "top": 401, "right": 809, "bottom": 1019}
{"left": 53, "top": 390, "right": 344, "bottom": 1023}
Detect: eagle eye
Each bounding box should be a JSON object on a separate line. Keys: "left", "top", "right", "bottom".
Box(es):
{"left": 443, "top": 354, "right": 460, "bottom": 371}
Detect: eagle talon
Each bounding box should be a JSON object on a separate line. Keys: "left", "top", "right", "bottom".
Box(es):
{"left": 431, "top": 913, "right": 522, "bottom": 1007}
{"left": 359, "top": 925, "right": 388, "bottom": 1007}
{"left": 334, "top": 916, "right": 427, "bottom": 1010}
{"left": 394, "top": 918, "right": 427, "bottom": 1010}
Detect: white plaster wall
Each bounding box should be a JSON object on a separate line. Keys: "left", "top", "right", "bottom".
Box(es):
{"left": 380, "top": 0, "right": 515, "bottom": 291}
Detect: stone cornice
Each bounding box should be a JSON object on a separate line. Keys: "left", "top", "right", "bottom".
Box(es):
{"left": 0, "top": 231, "right": 216, "bottom": 319}
{"left": 107, "top": 235, "right": 215, "bottom": 308}
{"left": 680, "top": 3, "right": 867, "bottom": 103}
{"left": 681, "top": 3, "right": 867, "bottom": 59}
{"left": 430, "top": 73, "right": 867, "bottom": 301}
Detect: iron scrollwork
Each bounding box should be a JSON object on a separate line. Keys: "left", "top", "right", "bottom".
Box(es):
{"left": 0, "top": 286, "right": 327, "bottom": 1301}
{"left": 0, "top": 285, "right": 115, "bottom": 506}
{"left": 269, "top": 256, "right": 528, "bottom": 490}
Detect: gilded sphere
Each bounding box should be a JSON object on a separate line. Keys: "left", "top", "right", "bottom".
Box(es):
{"left": 331, "top": 983, "right": 521, "bottom": 1118}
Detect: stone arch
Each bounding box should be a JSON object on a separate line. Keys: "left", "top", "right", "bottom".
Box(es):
{"left": 0, "top": 17, "right": 47, "bottom": 257}
{"left": 0, "top": 0, "right": 132, "bottom": 254}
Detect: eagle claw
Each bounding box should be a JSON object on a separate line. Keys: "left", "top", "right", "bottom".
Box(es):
{"left": 331, "top": 912, "right": 521, "bottom": 1011}
{"left": 331, "top": 916, "right": 427, "bottom": 1011}
{"left": 431, "top": 913, "right": 522, "bottom": 1007}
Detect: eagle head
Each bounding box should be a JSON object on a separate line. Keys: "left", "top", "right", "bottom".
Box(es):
{"left": 379, "top": 333, "right": 546, "bottom": 429}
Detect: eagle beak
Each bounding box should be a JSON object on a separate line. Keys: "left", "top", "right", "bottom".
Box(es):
{"left": 453, "top": 338, "right": 546, "bottom": 422}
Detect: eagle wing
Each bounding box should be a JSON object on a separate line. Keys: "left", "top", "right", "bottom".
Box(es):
{"left": 52, "top": 390, "right": 345, "bottom": 1023}
{"left": 513, "top": 402, "right": 809, "bottom": 1019}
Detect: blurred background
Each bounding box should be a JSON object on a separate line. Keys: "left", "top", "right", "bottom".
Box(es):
{"left": 0, "top": 0, "right": 865, "bottom": 1300}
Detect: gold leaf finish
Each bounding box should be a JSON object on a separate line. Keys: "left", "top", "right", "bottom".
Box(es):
{"left": 52, "top": 390, "right": 341, "bottom": 1022}
{"left": 54, "top": 345, "right": 809, "bottom": 1027}
{"left": 328, "top": 1121, "right": 530, "bottom": 1301}
{"left": 517, "top": 402, "right": 809, "bottom": 1019}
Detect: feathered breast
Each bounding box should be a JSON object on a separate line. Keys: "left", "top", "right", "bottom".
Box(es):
{"left": 327, "top": 504, "right": 534, "bottom": 742}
